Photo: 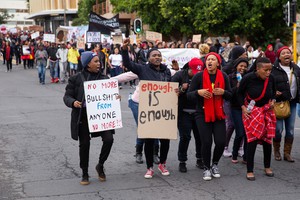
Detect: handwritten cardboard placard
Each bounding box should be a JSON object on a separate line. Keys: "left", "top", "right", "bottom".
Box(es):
{"left": 146, "top": 31, "right": 162, "bottom": 42}
{"left": 86, "top": 31, "right": 101, "bottom": 43}
{"left": 43, "top": 34, "right": 55, "bottom": 43}
{"left": 192, "top": 34, "right": 202, "bottom": 43}
{"left": 138, "top": 80, "right": 178, "bottom": 139}
{"left": 77, "top": 38, "right": 85, "bottom": 49}
{"left": 112, "top": 35, "right": 123, "bottom": 44}
{"left": 84, "top": 79, "right": 122, "bottom": 132}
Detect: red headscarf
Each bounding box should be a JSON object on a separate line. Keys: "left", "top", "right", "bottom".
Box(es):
{"left": 202, "top": 68, "right": 226, "bottom": 122}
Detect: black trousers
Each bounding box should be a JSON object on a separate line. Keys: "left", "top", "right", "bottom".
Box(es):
{"left": 144, "top": 138, "right": 169, "bottom": 169}
{"left": 246, "top": 140, "right": 271, "bottom": 173}
{"left": 195, "top": 115, "right": 226, "bottom": 169}
{"left": 78, "top": 121, "right": 114, "bottom": 172}
{"left": 6, "top": 58, "right": 12, "bottom": 71}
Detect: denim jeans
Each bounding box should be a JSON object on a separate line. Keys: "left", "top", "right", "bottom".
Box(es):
{"left": 276, "top": 100, "right": 297, "bottom": 140}
{"left": 49, "top": 60, "right": 58, "bottom": 79}
{"left": 38, "top": 63, "right": 46, "bottom": 84}
{"left": 128, "top": 98, "right": 159, "bottom": 146}
{"left": 297, "top": 103, "right": 300, "bottom": 118}
{"left": 177, "top": 111, "right": 202, "bottom": 162}
{"left": 231, "top": 108, "right": 247, "bottom": 160}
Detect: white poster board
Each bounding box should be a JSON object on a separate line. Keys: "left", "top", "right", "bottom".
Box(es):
{"left": 22, "top": 45, "right": 30, "bottom": 55}
{"left": 160, "top": 48, "right": 200, "bottom": 68}
{"left": 86, "top": 31, "right": 101, "bottom": 43}
{"left": 84, "top": 79, "right": 122, "bottom": 132}
{"left": 43, "top": 34, "right": 55, "bottom": 43}
{"left": 31, "top": 31, "right": 40, "bottom": 39}
{"left": 138, "top": 81, "right": 178, "bottom": 139}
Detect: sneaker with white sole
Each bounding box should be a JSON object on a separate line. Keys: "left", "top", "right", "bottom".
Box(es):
{"left": 211, "top": 164, "right": 221, "bottom": 178}
{"left": 203, "top": 169, "right": 212, "bottom": 181}
{"left": 223, "top": 147, "right": 232, "bottom": 157}
{"left": 144, "top": 168, "right": 154, "bottom": 179}
{"left": 158, "top": 163, "right": 170, "bottom": 176}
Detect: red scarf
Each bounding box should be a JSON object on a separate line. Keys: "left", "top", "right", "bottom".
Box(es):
{"left": 203, "top": 68, "right": 225, "bottom": 122}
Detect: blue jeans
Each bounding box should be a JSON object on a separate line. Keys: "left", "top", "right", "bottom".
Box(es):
{"left": 49, "top": 60, "right": 58, "bottom": 79}
{"left": 231, "top": 108, "right": 247, "bottom": 160}
{"left": 177, "top": 111, "right": 202, "bottom": 162}
{"left": 297, "top": 103, "right": 300, "bottom": 117}
{"left": 38, "top": 63, "right": 46, "bottom": 84}
{"left": 128, "top": 98, "right": 159, "bottom": 146}
{"left": 276, "top": 100, "right": 297, "bottom": 140}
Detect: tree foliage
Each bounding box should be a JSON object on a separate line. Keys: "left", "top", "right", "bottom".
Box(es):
{"left": 0, "top": 10, "right": 14, "bottom": 25}
{"left": 72, "top": 0, "right": 97, "bottom": 26}
{"left": 110, "top": 0, "right": 294, "bottom": 46}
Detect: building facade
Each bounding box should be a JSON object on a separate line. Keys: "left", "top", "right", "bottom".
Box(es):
{"left": 27, "top": 0, "right": 78, "bottom": 33}
{"left": 0, "top": 0, "right": 34, "bottom": 29}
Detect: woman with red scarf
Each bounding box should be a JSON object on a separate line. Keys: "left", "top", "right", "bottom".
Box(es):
{"left": 237, "top": 57, "right": 276, "bottom": 181}
{"left": 188, "top": 52, "right": 232, "bottom": 181}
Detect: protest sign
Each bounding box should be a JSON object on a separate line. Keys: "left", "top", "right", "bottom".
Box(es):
{"left": 160, "top": 48, "right": 200, "bottom": 68}
{"left": 77, "top": 38, "right": 85, "bottom": 49}
{"left": 112, "top": 35, "right": 123, "bottom": 44}
{"left": 192, "top": 34, "right": 202, "bottom": 43}
{"left": 22, "top": 45, "right": 30, "bottom": 55}
{"left": 56, "top": 27, "right": 68, "bottom": 43}
{"left": 43, "top": 34, "right": 55, "bottom": 43}
{"left": 146, "top": 31, "right": 162, "bottom": 42}
{"left": 84, "top": 79, "right": 122, "bottom": 132}
{"left": 88, "top": 12, "right": 119, "bottom": 35}
{"left": 138, "top": 81, "right": 178, "bottom": 139}
{"left": 31, "top": 31, "right": 40, "bottom": 39}
{"left": 86, "top": 31, "right": 101, "bottom": 43}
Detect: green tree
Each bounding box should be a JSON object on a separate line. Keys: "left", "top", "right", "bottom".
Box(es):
{"left": 110, "top": 0, "right": 293, "bottom": 46}
{"left": 72, "top": 0, "right": 97, "bottom": 26}
{"left": 0, "top": 10, "right": 14, "bottom": 24}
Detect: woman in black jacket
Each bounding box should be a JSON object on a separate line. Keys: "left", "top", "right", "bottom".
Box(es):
{"left": 63, "top": 51, "right": 115, "bottom": 185}
{"left": 271, "top": 46, "right": 300, "bottom": 162}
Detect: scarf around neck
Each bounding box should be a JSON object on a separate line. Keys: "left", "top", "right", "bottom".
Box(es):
{"left": 203, "top": 68, "right": 225, "bottom": 122}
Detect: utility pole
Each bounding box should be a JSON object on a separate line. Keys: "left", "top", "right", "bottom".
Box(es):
{"left": 63, "top": 0, "right": 67, "bottom": 26}
{"left": 291, "top": 0, "right": 297, "bottom": 62}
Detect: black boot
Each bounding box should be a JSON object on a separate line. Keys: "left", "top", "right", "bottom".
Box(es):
{"left": 153, "top": 144, "right": 160, "bottom": 164}
{"left": 96, "top": 163, "right": 106, "bottom": 181}
{"left": 80, "top": 169, "right": 89, "bottom": 185}
{"left": 135, "top": 144, "right": 143, "bottom": 164}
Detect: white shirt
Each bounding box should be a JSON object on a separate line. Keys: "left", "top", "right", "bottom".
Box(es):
{"left": 109, "top": 54, "right": 122, "bottom": 67}
{"left": 280, "top": 64, "right": 297, "bottom": 99}
{"left": 56, "top": 48, "right": 68, "bottom": 63}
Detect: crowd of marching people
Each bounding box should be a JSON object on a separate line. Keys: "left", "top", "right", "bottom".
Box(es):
{"left": 1, "top": 31, "right": 300, "bottom": 184}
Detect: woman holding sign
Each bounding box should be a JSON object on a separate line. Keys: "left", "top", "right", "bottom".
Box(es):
{"left": 121, "top": 39, "right": 172, "bottom": 179}
{"left": 64, "top": 51, "right": 115, "bottom": 185}
{"left": 187, "top": 52, "right": 232, "bottom": 181}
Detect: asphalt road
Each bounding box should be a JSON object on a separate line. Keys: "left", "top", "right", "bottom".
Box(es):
{"left": 0, "top": 62, "right": 300, "bottom": 200}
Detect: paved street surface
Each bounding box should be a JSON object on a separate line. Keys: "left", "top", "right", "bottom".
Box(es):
{"left": 1, "top": 62, "right": 300, "bottom": 200}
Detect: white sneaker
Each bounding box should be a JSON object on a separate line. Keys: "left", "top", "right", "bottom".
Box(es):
{"left": 238, "top": 147, "right": 244, "bottom": 157}
{"left": 203, "top": 170, "right": 212, "bottom": 181}
{"left": 211, "top": 164, "right": 221, "bottom": 178}
{"left": 223, "top": 147, "right": 232, "bottom": 157}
